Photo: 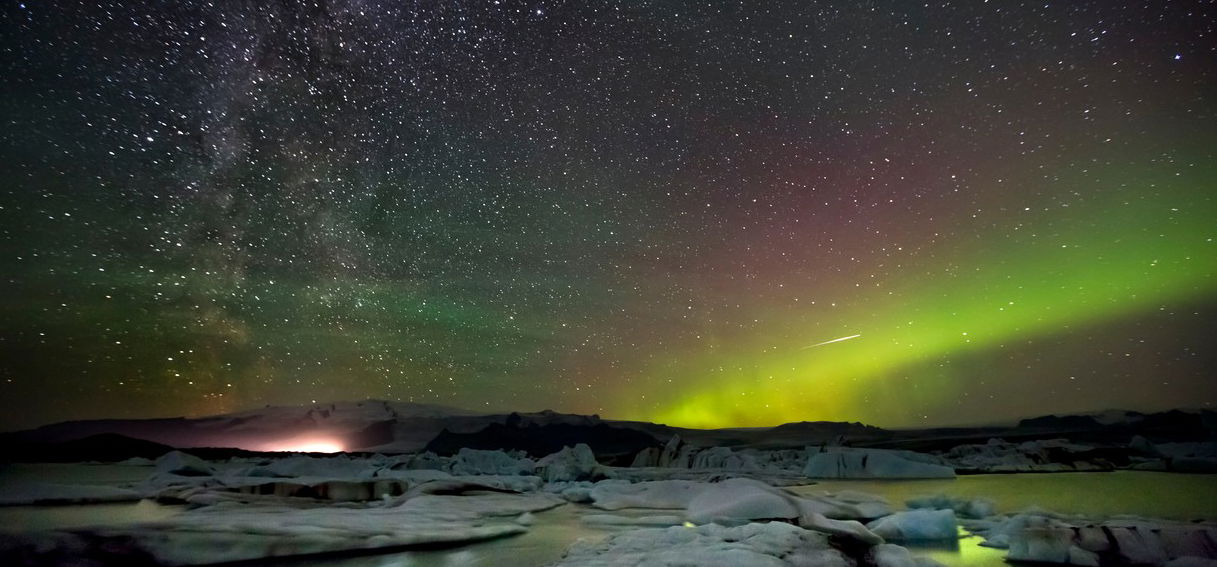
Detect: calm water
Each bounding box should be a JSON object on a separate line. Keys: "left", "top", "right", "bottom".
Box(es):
{"left": 2, "top": 466, "right": 1214, "bottom": 566}
{"left": 0, "top": 499, "right": 182, "bottom": 531}
{"left": 0, "top": 463, "right": 182, "bottom": 531}
{"left": 0, "top": 462, "right": 153, "bottom": 486}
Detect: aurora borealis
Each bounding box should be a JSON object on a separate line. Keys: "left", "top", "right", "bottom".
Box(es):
{"left": 1, "top": 1, "right": 1214, "bottom": 431}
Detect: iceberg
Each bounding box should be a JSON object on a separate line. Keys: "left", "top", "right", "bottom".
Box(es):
{"left": 448, "top": 448, "right": 536, "bottom": 476}
{"left": 804, "top": 448, "right": 955, "bottom": 479}
{"left": 685, "top": 478, "right": 801, "bottom": 525}
{"left": 866, "top": 509, "right": 959, "bottom": 541}
{"left": 536, "top": 443, "right": 601, "bottom": 482}
{"left": 906, "top": 494, "right": 996, "bottom": 519}
{"left": 154, "top": 451, "right": 215, "bottom": 477}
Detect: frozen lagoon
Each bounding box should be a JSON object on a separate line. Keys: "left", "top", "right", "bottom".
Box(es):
{"left": 2, "top": 461, "right": 1214, "bottom": 566}
{"left": 274, "top": 471, "right": 1217, "bottom": 567}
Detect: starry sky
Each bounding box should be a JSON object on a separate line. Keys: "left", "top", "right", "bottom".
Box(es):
{"left": 1, "top": 1, "right": 1215, "bottom": 431}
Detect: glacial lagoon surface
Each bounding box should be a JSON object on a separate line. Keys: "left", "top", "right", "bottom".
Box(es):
{"left": 1, "top": 464, "right": 1214, "bottom": 567}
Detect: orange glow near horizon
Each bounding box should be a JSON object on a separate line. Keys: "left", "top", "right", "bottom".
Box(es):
{"left": 264, "top": 438, "right": 346, "bottom": 453}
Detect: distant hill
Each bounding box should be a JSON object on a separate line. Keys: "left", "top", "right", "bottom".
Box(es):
{"left": 0, "top": 401, "right": 664, "bottom": 457}
{"left": 769, "top": 420, "right": 887, "bottom": 436}
{"left": 2, "top": 401, "right": 1212, "bottom": 462}
{"left": 1018, "top": 409, "right": 1216, "bottom": 442}
{"left": 9, "top": 433, "right": 175, "bottom": 463}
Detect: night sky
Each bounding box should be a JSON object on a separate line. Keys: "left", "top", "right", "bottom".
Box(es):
{"left": 2, "top": 1, "right": 1215, "bottom": 431}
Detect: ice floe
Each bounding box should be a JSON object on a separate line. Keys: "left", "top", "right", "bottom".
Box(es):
{"left": 870, "top": 543, "right": 948, "bottom": 567}
{"left": 684, "top": 478, "right": 802, "bottom": 525}
{"left": 553, "top": 521, "right": 853, "bottom": 567}
{"left": 1, "top": 488, "right": 562, "bottom": 565}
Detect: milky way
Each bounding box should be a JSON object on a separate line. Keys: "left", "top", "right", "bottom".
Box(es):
{"left": 1, "top": 1, "right": 1214, "bottom": 430}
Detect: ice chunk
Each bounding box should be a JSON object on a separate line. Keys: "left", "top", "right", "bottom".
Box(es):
{"left": 1006, "top": 524, "right": 1076, "bottom": 563}
{"left": 685, "top": 478, "right": 800, "bottom": 525}
{"left": 553, "top": 521, "right": 850, "bottom": 567}
{"left": 589, "top": 479, "right": 707, "bottom": 510}
{"left": 125, "top": 521, "right": 524, "bottom": 565}
{"left": 658, "top": 434, "right": 686, "bottom": 468}
{"left": 563, "top": 488, "right": 594, "bottom": 503}
{"left": 582, "top": 514, "right": 684, "bottom": 527}
{"left": 1130, "top": 435, "right": 1161, "bottom": 456}
{"left": 867, "top": 509, "right": 958, "bottom": 541}
{"left": 536, "top": 444, "right": 600, "bottom": 482}
{"left": 972, "top": 513, "right": 1070, "bottom": 550}
{"left": 870, "top": 543, "right": 947, "bottom": 567}
{"left": 976, "top": 513, "right": 1217, "bottom": 565}
{"left": 801, "top": 490, "right": 893, "bottom": 520}
{"left": 1109, "top": 525, "right": 1171, "bottom": 565}
{"left": 796, "top": 508, "right": 885, "bottom": 545}
{"left": 631, "top": 447, "right": 660, "bottom": 468}
{"left": 690, "top": 447, "right": 760, "bottom": 470}
{"left": 941, "top": 438, "right": 1113, "bottom": 473}
{"left": 1069, "top": 545, "right": 1101, "bottom": 567}
{"left": 448, "top": 448, "right": 535, "bottom": 476}
{"left": 804, "top": 448, "right": 954, "bottom": 479}
{"left": 245, "top": 455, "right": 372, "bottom": 479}
{"left": 591, "top": 478, "right": 884, "bottom": 545}
{"left": 686, "top": 477, "right": 885, "bottom": 543}
{"left": 398, "top": 491, "right": 565, "bottom": 518}
{"left": 117, "top": 457, "right": 155, "bottom": 466}
{"left": 155, "top": 451, "right": 215, "bottom": 477}
{"left": 906, "top": 494, "right": 996, "bottom": 519}
{"left": 389, "top": 451, "right": 449, "bottom": 471}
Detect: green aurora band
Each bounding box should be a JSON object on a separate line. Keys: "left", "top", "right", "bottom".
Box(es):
{"left": 633, "top": 160, "right": 1217, "bottom": 428}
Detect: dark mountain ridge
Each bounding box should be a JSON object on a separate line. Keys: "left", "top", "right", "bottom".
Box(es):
{"left": 2, "top": 401, "right": 1212, "bottom": 464}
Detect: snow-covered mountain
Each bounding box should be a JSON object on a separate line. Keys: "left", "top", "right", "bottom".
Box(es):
{"left": 4, "top": 400, "right": 482, "bottom": 452}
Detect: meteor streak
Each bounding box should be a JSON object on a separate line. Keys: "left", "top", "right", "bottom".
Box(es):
{"left": 801, "top": 334, "right": 862, "bottom": 349}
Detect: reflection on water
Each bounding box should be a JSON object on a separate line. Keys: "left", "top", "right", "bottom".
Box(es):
{"left": 904, "top": 528, "right": 1007, "bottom": 567}
{"left": 0, "top": 499, "right": 183, "bottom": 532}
